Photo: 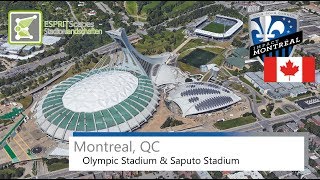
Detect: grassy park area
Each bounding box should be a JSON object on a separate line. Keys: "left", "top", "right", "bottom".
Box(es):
{"left": 229, "top": 83, "right": 250, "bottom": 94}
{"left": 260, "top": 103, "right": 275, "bottom": 118}
{"left": 178, "top": 39, "right": 216, "bottom": 53}
{"left": 287, "top": 91, "right": 313, "bottom": 101}
{"left": 44, "top": 158, "right": 69, "bottom": 172}
{"left": 125, "top": 1, "right": 138, "bottom": 16}
{"left": 274, "top": 107, "right": 286, "bottom": 116}
{"left": 180, "top": 48, "right": 217, "bottom": 68}
{"left": 135, "top": 30, "right": 185, "bottom": 55}
{"left": 214, "top": 115, "right": 256, "bottom": 130}
{"left": 17, "top": 95, "right": 33, "bottom": 109}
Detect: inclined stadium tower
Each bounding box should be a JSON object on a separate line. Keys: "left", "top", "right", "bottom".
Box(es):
{"left": 34, "top": 28, "right": 167, "bottom": 141}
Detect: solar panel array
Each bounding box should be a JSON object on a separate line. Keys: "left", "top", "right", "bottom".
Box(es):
{"left": 195, "top": 96, "right": 233, "bottom": 111}
{"left": 168, "top": 81, "right": 241, "bottom": 116}
{"left": 222, "top": 88, "right": 230, "bottom": 93}
{"left": 207, "top": 84, "right": 220, "bottom": 88}
{"left": 188, "top": 97, "right": 199, "bottom": 103}
{"left": 181, "top": 88, "right": 221, "bottom": 97}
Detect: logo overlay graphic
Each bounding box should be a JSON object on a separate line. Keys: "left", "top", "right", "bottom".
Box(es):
{"left": 249, "top": 11, "right": 302, "bottom": 64}
{"left": 264, "top": 57, "right": 315, "bottom": 82}
{"left": 8, "top": 10, "right": 43, "bottom": 44}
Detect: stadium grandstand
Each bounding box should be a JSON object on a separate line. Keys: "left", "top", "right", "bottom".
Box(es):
{"left": 194, "top": 15, "right": 243, "bottom": 40}
{"left": 167, "top": 82, "right": 241, "bottom": 117}
{"left": 186, "top": 15, "right": 209, "bottom": 31}
{"left": 35, "top": 68, "right": 159, "bottom": 141}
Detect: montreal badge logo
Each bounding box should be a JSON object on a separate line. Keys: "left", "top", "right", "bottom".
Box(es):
{"left": 249, "top": 11, "right": 302, "bottom": 64}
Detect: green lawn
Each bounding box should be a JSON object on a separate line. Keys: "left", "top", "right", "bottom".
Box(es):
{"left": 180, "top": 48, "right": 217, "bottom": 68}
{"left": 178, "top": 39, "right": 215, "bottom": 53}
{"left": 125, "top": 1, "right": 138, "bottom": 16}
{"left": 0, "top": 29, "right": 7, "bottom": 35}
{"left": 177, "top": 61, "right": 202, "bottom": 74}
{"left": 18, "top": 95, "right": 33, "bottom": 109}
{"left": 239, "top": 76, "right": 262, "bottom": 94}
{"left": 47, "top": 162, "right": 69, "bottom": 172}
{"left": 141, "top": 1, "right": 160, "bottom": 15}
{"left": 204, "top": 47, "right": 224, "bottom": 54}
{"left": 260, "top": 103, "right": 274, "bottom": 118}
{"left": 229, "top": 83, "right": 250, "bottom": 94}
{"left": 214, "top": 115, "right": 256, "bottom": 130}
{"left": 203, "top": 22, "right": 231, "bottom": 33}
{"left": 217, "top": 69, "right": 230, "bottom": 80}
{"left": 135, "top": 30, "right": 185, "bottom": 55}
{"left": 256, "top": 95, "right": 262, "bottom": 103}
{"left": 202, "top": 72, "right": 212, "bottom": 82}
{"left": 172, "top": 1, "right": 196, "bottom": 13}
{"left": 211, "top": 54, "right": 225, "bottom": 66}
{"left": 274, "top": 107, "right": 286, "bottom": 116}
{"left": 287, "top": 91, "right": 313, "bottom": 101}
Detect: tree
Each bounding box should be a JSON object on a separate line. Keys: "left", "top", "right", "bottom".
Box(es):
{"left": 38, "top": 76, "right": 45, "bottom": 84}
{"left": 210, "top": 171, "right": 223, "bottom": 179}
{"left": 232, "top": 38, "right": 243, "bottom": 47}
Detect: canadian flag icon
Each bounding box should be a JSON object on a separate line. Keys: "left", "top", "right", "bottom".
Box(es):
{"left": 264, "top": 57, "right": 315, "bottom": 82}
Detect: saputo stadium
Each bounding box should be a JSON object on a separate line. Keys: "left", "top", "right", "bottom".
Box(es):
{"left": 194, "top": 15, "right": 243, "bottom": 40}
{"left": 34, "top": 28, "right": 240, "bottom": 141}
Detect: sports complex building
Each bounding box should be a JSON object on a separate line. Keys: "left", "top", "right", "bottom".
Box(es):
{"left": 34, "top": 28, "right": 241, "bottom": 141}
{"left": 193, "top": 15, "right": 243, "bottom": 40}
{"left": 167, "top": 82, "right": 241, "bottom": 117}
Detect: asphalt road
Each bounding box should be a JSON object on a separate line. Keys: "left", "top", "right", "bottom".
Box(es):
{"left": 0, "top": 34, "right": 140, "bottom": 80}
{"left": 224, "top": 106, "right": 320, "bottom": 132}
{"left": 33, "top": 168, "right": 81, "bottom": 179}
{"left": 222, "top": 76, "right": 266, "bottom": 121}
{"left": 0, "top": 52, "right": 68, "bottom": 79}
{"left": 66, "top": 1, "right": 80, "bottom": 23}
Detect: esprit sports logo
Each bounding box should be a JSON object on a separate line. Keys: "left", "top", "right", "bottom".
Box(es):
{"left": 8, "top": 10, "right": 43, "bottom": 44}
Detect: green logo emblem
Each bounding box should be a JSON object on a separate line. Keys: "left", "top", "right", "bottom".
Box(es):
{"left": 8, "top": 10, "right": 43, "bottom": 44}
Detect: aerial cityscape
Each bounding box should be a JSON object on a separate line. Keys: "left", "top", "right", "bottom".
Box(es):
{"left": 0, "top": 1, "right": 320, "bottom": 179}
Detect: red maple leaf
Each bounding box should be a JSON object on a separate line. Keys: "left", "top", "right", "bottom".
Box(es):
{"left": 280, "top": 60, "right": 299, "bottom": 81}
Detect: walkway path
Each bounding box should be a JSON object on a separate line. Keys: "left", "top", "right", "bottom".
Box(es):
{"left": 172, "top": 37, "right": 193, "bottom": 54}
{"left": 66, "top": 1, "right": 80, "bottom": 24}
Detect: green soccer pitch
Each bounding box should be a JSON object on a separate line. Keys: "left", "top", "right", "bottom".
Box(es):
{"left": 203, "top": 22, "right": 231, "bottom": 33}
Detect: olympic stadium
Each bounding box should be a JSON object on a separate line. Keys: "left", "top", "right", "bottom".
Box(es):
{"left": 194, "top": 15, "right": 243, "bottom": 40}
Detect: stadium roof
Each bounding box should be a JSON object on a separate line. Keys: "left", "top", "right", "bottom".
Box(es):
{"left": 62, "top": 71, "right": 138, "bottom": 112}
{"left": 194, "top": 15, "right": 243, "bottom": 38}
{"left": 0, "top": 43, "right": 25, "bottom": 51}
{"left": 151, "top": 64, "right": 188, "bottom": 86}
{"left": 42, "top": 35, "right": 61, "bottom": 46}
{"left": 167, "top": 82, "right": 241, "bottom": 117}
{"left": 35, "top": 67, "right": 159, "bottom": 141}
{"left": 233, "top": 48, "right": 249, "bottom": 58}
{"left": 225, "top": 56, "right": 245, "bottom": 69}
